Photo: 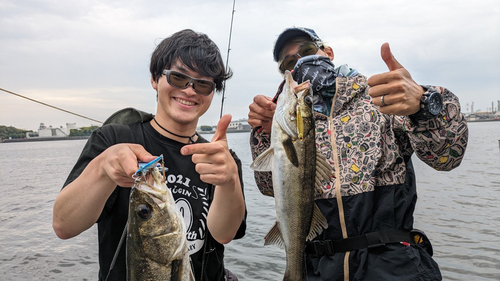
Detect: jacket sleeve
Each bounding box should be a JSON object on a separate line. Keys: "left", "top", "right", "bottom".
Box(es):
{"left": 249, "top": 127, "right": 275, "bottom": 196}
{"left": 395, "top": 86, "right": 468, "bottom": 171}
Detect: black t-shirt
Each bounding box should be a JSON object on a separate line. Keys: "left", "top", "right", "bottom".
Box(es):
{"left": 63, "top": 121, "right": 246, "bottom": 281}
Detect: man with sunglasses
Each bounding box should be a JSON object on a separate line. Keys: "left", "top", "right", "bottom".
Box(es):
{"left": 248, "top": 27, "right": 468, "bottom": 280}
{"left": 53, "top": 29, "right": 246, "bottom": 281}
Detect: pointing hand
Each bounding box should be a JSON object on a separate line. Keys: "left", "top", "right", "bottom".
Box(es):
{"left": 181, "top": 114, "right": 238, "bottom": 187}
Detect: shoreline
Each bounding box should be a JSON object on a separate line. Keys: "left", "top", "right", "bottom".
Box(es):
{"left": 0, "top": 136, "right": 90, "bottom": 143}
{"left": 198, "top": 129, "right": 252, "bottom": 134}
{"left": 0, "top": 130, "right": 251, "bottom": 143}
{"left": 466, "top": 119, "right": 500, "bottom": 123}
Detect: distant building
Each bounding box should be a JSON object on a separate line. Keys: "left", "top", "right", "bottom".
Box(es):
{"left": 197, "top": 118, "right": 252, "bottom": 134}
{"left": 227, "top": 119, "right": 251, "bottom": 132}
{"left": 465, "top": 111, "right": 500, "bottom": 122}
{"left": 26, "top": 132, "right": 39, "bottom": 138}
{"left": 36, "top": 122, "right": 77, "bottom": 137}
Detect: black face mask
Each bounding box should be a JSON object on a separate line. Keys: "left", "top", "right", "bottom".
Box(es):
{"left": 292, "top": 55, "right": 337, "bottom": 116}
{"left": 292, "top": 55, "right": 336, "bottom": 93}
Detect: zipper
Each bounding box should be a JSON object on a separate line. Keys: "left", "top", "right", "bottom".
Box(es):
{"left": 329, "top": 79, "right": 350, "bottom": 281}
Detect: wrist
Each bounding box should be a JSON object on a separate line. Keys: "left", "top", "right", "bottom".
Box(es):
{"left": 409, "top": 86, "right": 443, "bottom": 123}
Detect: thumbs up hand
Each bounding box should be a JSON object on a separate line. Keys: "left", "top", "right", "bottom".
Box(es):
{"left": 181, "top": 114, "right": 239, "bottom": 188}
{"left": 367, "top": 43, "right": 425, "bottom": 116}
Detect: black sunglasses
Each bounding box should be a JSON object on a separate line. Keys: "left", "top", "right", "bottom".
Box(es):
{"left": 279, "top": 42, "right": 321, "bottom": 73}
{"left": 162, "top": 70, "right": 216, "bottom": 96}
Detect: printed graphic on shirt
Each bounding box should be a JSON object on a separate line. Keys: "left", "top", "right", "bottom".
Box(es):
{"left": 165, "top": 173, "right": 209, "bottom": 255}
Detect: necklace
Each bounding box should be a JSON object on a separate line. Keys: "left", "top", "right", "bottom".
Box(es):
{"left": 153, "top": 118, "right": 197, "bottom": 144}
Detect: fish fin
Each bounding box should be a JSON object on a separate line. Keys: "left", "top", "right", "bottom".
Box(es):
{"left": 170, "top": 259, "right": 183, "bottom": 281}
{"left": 283, "top": 137, "right": 299, "bottom": 167}
{"left": 170, "top": 259, "right": 195, "bottom": 281}
{"left": 315, "top": 151, "right": 334, "bottom": 191}
{"left": 250, "top": 147, "right": 274, "bottom": 171}
{"left": 306, "top": 204, "right": 329, "bottom": 241}
{"left": 264, "top": 222, "right": 285, "bottom": 248}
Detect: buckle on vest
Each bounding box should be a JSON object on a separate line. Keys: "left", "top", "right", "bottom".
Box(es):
{"left": 366, "top": 231, "right": 388, "bottom": 254}
{"left": 309, "top": 240, "right": 335, "bottom": 256}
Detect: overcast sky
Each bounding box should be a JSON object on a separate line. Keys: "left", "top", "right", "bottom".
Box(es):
{"left": 1, "top": 0, "right": 499, "bottom": 131}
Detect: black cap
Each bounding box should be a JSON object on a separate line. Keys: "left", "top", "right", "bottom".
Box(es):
{"left": 273, "top": 27, "right": 321, "bottom": 62}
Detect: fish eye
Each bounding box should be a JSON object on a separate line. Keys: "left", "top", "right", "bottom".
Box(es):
{"left": 136, "top": 204, "right": 152, "bottom": 220}
{"left": 305, "top": 95, "right": 313, "bottom": 105}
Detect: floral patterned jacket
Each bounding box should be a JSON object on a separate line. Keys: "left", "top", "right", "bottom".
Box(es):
{"left": 250, "top": 73, "right": 468, "bottom": 281}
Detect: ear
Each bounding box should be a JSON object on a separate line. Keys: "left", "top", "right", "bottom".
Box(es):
{"left": 151, "top": 76, "right": 158, "bottom": 90}
{"left": 323, "top": 46, "right": 334, "bottom": 61}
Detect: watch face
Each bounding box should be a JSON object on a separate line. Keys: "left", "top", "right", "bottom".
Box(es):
{"left": 427, "top": 92, "right": 443, "bottom": 115}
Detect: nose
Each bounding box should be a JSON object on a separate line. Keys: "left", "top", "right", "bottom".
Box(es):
{"left": 183, "top": 82, "right": 197, "bottom": 95}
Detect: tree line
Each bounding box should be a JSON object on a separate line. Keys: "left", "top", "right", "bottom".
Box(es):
{"left": 69, "top": 126, "right": 100, "bottom": 136}
{"left": 0, "top": 125, "right": 100, "bottom": 139}
{"left": 0, "top": 125, "right": 33, "bottom": 140}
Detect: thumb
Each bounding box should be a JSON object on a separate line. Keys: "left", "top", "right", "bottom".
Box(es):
{"left": 211, "top": 114, "right": 232, "bottom": 142}
{"left": 381, "top": 42, "right": 403, "bottom": 71}
{"left": 129, "top": 144, "right": 156, "bottom": 162}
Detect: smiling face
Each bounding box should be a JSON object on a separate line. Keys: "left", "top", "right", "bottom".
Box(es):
{"left": 151, "top": 60, "right": 214, "bottom": 130}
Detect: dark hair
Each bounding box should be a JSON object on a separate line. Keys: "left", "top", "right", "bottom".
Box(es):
{"left": 150, "top": 29, "right": 232, "bottom": 92}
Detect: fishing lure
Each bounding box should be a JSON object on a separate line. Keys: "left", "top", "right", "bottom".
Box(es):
{"left": 135, "top": 155, "right": 167, "bottom": 177}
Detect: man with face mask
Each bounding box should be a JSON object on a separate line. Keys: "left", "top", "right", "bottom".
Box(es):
{"left": 248, "top": 27, "right": 468, "bottom": 280}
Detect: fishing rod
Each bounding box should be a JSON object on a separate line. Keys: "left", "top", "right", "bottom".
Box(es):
{"left": 0, "top": 87, "right": 103, "bottom": 124}
{"left": 220, "top": 0, "right": 236, "bottom": 119}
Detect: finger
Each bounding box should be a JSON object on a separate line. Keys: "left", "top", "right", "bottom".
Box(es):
{"left": 182, "top": 143, "right": 210, "bottom": 156}
{"left": 180, "top": 115, "right": 231, "bottom": 156}
{"left": 247, "top": 117, "right": 264, "bottom": 129}
{"left": 368, "top": 82, "right": 392, "bottom": 98}
{"left": 195, "top": 163, "right": 229, "bottom": 186}
{"left": 115, "top": 175, "right": 136, "bottom": 187}
{"left": 379, "top": 94, "right": 389, "bottom": 107}
{"left": 211, "top": 114, "right": 231, "bottom": 143}
{"left": 249, "top": 103, "right": 274, "bottom": 122}
{"left": 248, "top": 109, "right": 273, "bottom": 123}
{"left": 378, "top": 103, "right": 398, "bottom": 115}
{"left": 128, "top": 144, "right": 156, "bottom": 163}
{"left": 193, "top": 162, "right": 217, "bottom": 174}
{"left": 381, "top": 42, "right": 403, "bottom": 71}
{"left": 181, "top": 139, "right": 226, "bottom": 156}
{"left": 255, "top": 95, "right": 276, "bottom": 111}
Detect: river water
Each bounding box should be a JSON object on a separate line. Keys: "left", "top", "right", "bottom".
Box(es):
{"left": 0, "top": 122, "right": 499, "bottom": 280}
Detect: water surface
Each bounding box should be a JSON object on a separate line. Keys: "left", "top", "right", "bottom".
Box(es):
{"left": 1, "top": 122, "right": 499, "bottom": 280}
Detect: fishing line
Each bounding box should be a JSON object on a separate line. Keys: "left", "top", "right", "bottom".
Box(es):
{"left": 104, "top": 221, "right": 128, "bottom": 281}
{"left": 219, "top": 0, "right": 236, "bottom": 118}
{"left": 0, "top": 87, "right": 103, "bottom": 124}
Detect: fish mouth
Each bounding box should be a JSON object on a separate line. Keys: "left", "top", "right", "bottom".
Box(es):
{"left": 135, "top": 180, "right": 170, "bottom": 208}
{"left": 294, "top": 81, "right": 310, "bottom": 93}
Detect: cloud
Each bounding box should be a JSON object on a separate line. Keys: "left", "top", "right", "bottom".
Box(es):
{"left": 1, "top": 0, "right": 499, "bottom": 130}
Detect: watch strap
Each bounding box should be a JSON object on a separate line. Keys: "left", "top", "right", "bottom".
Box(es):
{"left": 409, "top": 88, "right": 442, "bottom": 123}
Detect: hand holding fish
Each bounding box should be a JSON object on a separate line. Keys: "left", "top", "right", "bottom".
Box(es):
{"left": 248, "top": 95, "right": 276, "bottom": 134}
{"left": 53, "top": 143, "right": 156, "bottom": 239}
{"left": 367, "top": 42, "right": 424, "bottom": 116}
{"left": 98, "top": 143, "right": 157, "bottom": 187}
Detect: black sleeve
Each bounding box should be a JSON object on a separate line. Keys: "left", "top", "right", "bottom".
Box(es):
{"left": 229, "top": 149, "right": 247, "bottom": 239}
